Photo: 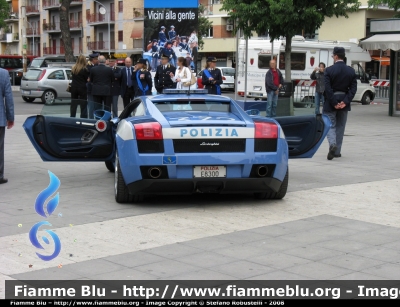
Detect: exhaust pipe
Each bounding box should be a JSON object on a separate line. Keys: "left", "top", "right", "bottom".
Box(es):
{"left": 148, "top": 167, "right": 162, "bottom": 179}
{"left": 257, "top": 166, "right": 268, "bottom": 177}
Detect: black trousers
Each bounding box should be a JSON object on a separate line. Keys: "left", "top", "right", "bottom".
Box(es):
{"left": 70, "top": 87, "right": 88, "bottom": 118}
{"left": 123, "top": 86, "right": 135, "bottom": 108}
{"left": 93, "top": 95, "right": 112, "bottom": 113}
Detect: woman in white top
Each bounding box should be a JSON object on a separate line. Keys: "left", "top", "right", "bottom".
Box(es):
{"left": 170, "top": 57, "right": 192, "bottom": 90}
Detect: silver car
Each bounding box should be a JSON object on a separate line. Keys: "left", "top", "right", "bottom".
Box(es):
{"left": 20, "top": 67, "right": 72, "bottom": 104}
{"left": 219, "top": 67, "right": 235, "bottom": 91}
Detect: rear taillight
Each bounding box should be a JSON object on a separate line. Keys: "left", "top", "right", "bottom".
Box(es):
{"left": 254, "top": 122, "right": 278, "bottom": 139}
{"left": 134, "top": 122, "right": 163, "bottom": 140}
{"left": 238, "top": 91, "right": 245, "bottom": 96}
{"left": 37, "top": 69, "right": 46, "bottom": 81}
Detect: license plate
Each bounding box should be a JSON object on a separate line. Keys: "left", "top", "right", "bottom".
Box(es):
{"left": 227, "top": 84, "right": 234, "bottom": 88}
{"left": 193, "top": 166, "right": 226, "bottom": 178}
{"left": 22, "top": 90, "right": 30, "bottom": 95}
{"left": 253, "top": 86, "right": 262, "bottom": 91}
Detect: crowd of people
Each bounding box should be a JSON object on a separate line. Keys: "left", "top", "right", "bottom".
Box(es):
{"left": 146, "top": 27, "right": 198, "bottom": 72}
{"left": 68, "top": 51, "right": 223, "bottom": 119}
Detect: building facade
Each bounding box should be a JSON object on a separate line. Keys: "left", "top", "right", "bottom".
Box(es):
{"left": 0, "top": 0, "right": 145, "bottom": 60}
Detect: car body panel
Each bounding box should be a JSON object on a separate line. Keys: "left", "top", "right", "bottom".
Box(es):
{"left": 23, "top": 92, "right": 331, "bottom": 197}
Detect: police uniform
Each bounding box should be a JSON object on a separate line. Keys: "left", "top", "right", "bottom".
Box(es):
{"left": 323, "top": 46, "right": 357, "bottom": 160}
{"left": 202, "top": 57, "right": 223, "bottom": 95}
{"left": 151, "top": 39, "right": 159, "bottom": 72}
{"left": 158, "top": 26, "right": 167, "bottom": 46}
{"left": 168, "top": 26, "right": 176, "bottom": 41}
{"left": 179, "top": 41, "right": 190, "bottom": 54}
{"left": 131, "top": 58, "right": 153, "bottom": 97}
{"left": 158, "top": 43, "right": 176, "bottom": 64}
{"left": 154, "top": 56, "right": 177, "bottom": 94}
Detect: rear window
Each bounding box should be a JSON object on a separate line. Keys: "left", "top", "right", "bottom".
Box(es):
{"left": 25, "top": 69, "right": 42, "bottom": 80}
{"left": 154, "top": 100, "right": 230, "bottom": 112}
{"left": 221, "top": 68, "right": 235, "bottom": 76}
{"left": 30, "top": 58, "right": 66, "bottom": 68}
{"left": 30, "top": 59, "right": 45, "bottom": 68}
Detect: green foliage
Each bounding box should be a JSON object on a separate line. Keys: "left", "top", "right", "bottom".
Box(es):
{"left": 0, "top": 0, "right": 10, "bottom": 29}
{"left": 221, "top": 0, "right": 360, "bottom": 80}
{"left": 198, "top": 4, "right": 213, "bottom": 49}
{"left": 368, "top": 0, "right": 400, "bottom": 16}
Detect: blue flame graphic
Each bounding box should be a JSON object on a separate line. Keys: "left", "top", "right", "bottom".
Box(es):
{"left": 29, "top": 221, "right": 61, "bottom": 261}
{"left": 34, "top": 171, "right": 60, "bottom": 218}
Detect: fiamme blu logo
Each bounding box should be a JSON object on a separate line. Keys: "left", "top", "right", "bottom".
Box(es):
{"left": 29, "top": 171, "right": 61, "bottom": 261}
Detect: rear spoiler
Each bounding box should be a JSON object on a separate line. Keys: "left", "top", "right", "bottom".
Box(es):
{"left": 46, "top": 62, "right": 76, "bottom": 68}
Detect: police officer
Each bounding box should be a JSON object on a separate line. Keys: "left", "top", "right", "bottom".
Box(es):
{"left": 168, "top": 25, "right": 176, "bottom": 41}
{"left": 159, "top": 41, "right": 176, "bottom": 65}
{"left": 202, "top": 57, "right": 223, "bottom": 95}
{"left": 158, "top": 26, "right": 167, "bottom": 47}
{"left": 150, "top": 39, "right": 159, "bottom": 72}
{"left": 86, "top": 52, "right": 99, "bottom": 119}
{"left": 154, "top": 54, "right": 177, "bottom": 94}
{"left": 179, "top": 37, "right": 190, "bottom": 55}
{"left": 324, "top": 46, "right": 357, "bottom": 160}
{"left": 131, "top": 58, "right": 152, "bottom": 97}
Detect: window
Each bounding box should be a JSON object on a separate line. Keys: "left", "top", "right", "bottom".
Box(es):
{"left": 118, "top": 1, "right": 123, "bottom": 12}
{"left": 118, "top": 30, "right": 123, "bottom": 42}
{"left": 206, "top": 27, "right": 213, "bottom": 38}
{"left": 258, "top": 54, "right": 272, "bottom": 69}
{"left": 279, "top": 53, "right": 306, "bottom": 70}
{"left": 66, "top": 70, "right": 72, "bottom": 80}
{"left": 47, "top": 70, "right": 65, "bottom": 80}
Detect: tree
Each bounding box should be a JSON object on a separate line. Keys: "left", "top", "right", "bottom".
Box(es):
{"left": 198, "top": 4, "right": 213, "bottom": 50}
{"left": 0, "top": 0, "right": 9, "bottom": 29}
{"left": 368, "top": 0, "right": 400, "bottom": 17}
{"left": 59, "top": 0, "right": 75, "bottom": 62}
{"left": 222, "top": 0, "right": 360, "bottom": 81}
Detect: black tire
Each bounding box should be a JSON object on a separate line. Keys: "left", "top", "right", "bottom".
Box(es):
{"left": 254, "top": 168, "right": 289, "bottom": 200}
{"left": 114, "top": 153, "right": 143, "bottom": 203}
{"left": 22, "top": 96, "right": 35, "bottom": 102}
{"left": 41, "top": 90, "right": 56, "bottom": 104}
{"left": 361, "top": 92, "right": 371, "bottom": 105}
{"left": 105, "top": 161, "right": 115, "bottom": 172}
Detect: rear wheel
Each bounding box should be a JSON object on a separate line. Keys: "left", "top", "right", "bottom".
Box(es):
{"left": 361, "top": 92, "right": 371, "bottom": 105}
{"left": 114, "top": 152, "right": 143, "bottom": 203}
{"left": 105, "top": 161, "right": 115, "bottom": 172}
{"left": 22, "top": 96, "right": 35, "bottom": 103}
{"left": 254, "top": 168, "right": 289, "bottom": 200}
{"left": 41, "top": 90, "right": 56, "bottom": 104}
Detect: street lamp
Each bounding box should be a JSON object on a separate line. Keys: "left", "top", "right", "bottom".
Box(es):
{"left": 26, "top": 20, "right": 35, "bottom": 56}
{"left": 93, "top": 0, "right": 111, "bottom": 56}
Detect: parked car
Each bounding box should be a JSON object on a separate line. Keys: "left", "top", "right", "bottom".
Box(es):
{"left": 20, "top": 67, "right": 72, "bottom": 103}
{"left": 9, "top": 56, "right": 72, "bottom": 86}
{"left": 197, "top": 67, "right": 235, "bottom": 91}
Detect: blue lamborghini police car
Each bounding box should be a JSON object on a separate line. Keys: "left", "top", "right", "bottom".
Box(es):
{"left": 23, "top": 90, "right": 331, "bottom": 203}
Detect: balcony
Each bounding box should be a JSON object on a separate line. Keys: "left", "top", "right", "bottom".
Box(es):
{"left": 26, "top": 28, "right": 41, "bottom": 36}
{"left": 4, "top": 12, "right": 19, "bottom": 23}
{"left": 0, "top": 33, "right": 19, "bottom": 42}
{"left": 43, "top": 22, "right": 61, "bottom": 32}
{"left": 26, "top": 5, "right": 40, "bottom": 15}
{"left": 42, "top": 0, "right": 60, "bottom": 10}
{"left": 70, "top": 20, "right": 83, "bottom": 30}
{"left": 132, "top": 8, "right": 144, "bottom": 20}
{"left": 201, "top": 4, "right": 229, "bottom": 17}
{"left": 26, "top": 49, "right": 41, "bottom": 57}
{"left": 87, "top": 12, "right": 115, "bottom": 25}
{"left": 70, "top": 0, "right": 83, "bottom": 6}
{"left": 87, "top": 41, "right": 115, "bottom": 50}
{"left": 43, "top": 46, "right": 65, "bottom": 55}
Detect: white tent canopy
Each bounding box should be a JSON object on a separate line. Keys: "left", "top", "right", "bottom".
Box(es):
{"left": 360, "top": 34, "right": 400, "bottom": 51}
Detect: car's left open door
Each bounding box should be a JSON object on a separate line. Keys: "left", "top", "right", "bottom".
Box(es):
{"left": 23, "top": 101, "right": 115, "bottom": 162}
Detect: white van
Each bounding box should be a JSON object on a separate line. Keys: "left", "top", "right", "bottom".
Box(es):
{"left": 236, "top": 36, "right": 376, "bottom": 106}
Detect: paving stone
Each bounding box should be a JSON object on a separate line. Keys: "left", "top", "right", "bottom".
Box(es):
{"left": 284, "top": 245, "right": 345, "bottom": 261}
{"left": 321, "top": 254, "right": 386, "bottom": 271}
{"left": 284, "top": 262, "right": 354, "bottom": 279}
{"left": 102, "top": 251, "right": 165, "bottom": 268}
{"left": 209, "top": 260, "right": 276, "bottom": 279}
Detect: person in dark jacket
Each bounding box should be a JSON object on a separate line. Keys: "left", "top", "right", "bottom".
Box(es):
{"left": 132, "top": 58, "right": 152, "bottom": 97}
{"left": 265, "top": 59, "right": 284, "bottom": 117}
{"left": 70, "top": 55, "right": 89, "bottom": 118}
{"left": 86, "top": 52, "right": 99, "bottom": 119}
{"left": 154, "top": 54, "right": 177, "bottom": 94}
{"left": 120, "top": 57, "right": 136, "bottom": 109}
{"left": 324, "top": 46, "right": 357, "bottom": 160}
{"left": 158, "top": 26, "right": 167, "bottom": 46}
{"left": 89, "top": 56, "right": 114, "bottom": 114}
{"left": 106, "top": 58, "right": 122, "bottom": 118}
{"left": 310, "top": 62, "right": 326, "bottom": 114}
{"left": 202, "top": 57, "right": 223, "bottom": 95}
{"left": 158, "top": 41, "right": 176, "bottom": 66}
{"left": 168, "top": 25, "right": 177, "bottom": 41}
